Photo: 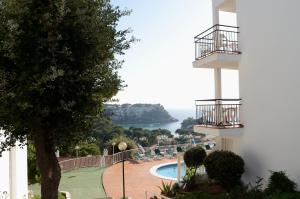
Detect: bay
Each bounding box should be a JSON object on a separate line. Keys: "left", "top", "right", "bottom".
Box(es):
{"left": 119, "top": 108, "right": 195, "bottom": 134}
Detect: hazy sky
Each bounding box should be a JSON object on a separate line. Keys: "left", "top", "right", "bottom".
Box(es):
{"left": 111, "top": 0, "right": 238, "bottom": 110}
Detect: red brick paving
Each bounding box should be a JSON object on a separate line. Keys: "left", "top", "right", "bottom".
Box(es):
{"left": 103, "top": 158, "right": 177, "bottom": 199}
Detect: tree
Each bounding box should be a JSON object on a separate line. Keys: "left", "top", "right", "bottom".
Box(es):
{"left": 0, "top": 0, "right": 132, "bottom": 198}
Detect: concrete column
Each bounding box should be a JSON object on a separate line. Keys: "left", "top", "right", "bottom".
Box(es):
{"left": 212, "top": 7, "right": 219, "bottom": 25}
{"left": 9, "top": 147, "right": 17, "bottom": 199}
{"left": 214, "top": 68, "right": 222, "bottom": 99}
{"left": 177, "top": 154, "right": 181, "bottom": 182}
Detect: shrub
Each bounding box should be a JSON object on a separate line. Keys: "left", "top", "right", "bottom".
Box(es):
{"left": 266, "top": 171, "right": 297, "bottom": 193}
{"left": 159, "top": 181, "right": 175, "bottom": 197}
{"left": 107, "top": 136, "right": 137, "bottom": 154}
{"left": 204, "top": 150, "right": 244, "bottom": 190}
{"left": 182, "top": 168, "right": 197, "bottom": 191}
{"left": 171, "top": 182, "right": 182, "bottom": 196}
{"left": 59, "top": 143, "right": 101, "bottom": 157}
{"left": 75, "top": 143, "right": 101, "bottom": 156}
{"left": 183, "top": 145, "right": 207, "bottom": 169}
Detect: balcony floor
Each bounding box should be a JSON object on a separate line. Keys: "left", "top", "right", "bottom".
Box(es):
{"left": 193, "top": 52, "right": 241, "bottom": 69}
{"left": 194, "top": 124, "right": 244, "bottom": 137}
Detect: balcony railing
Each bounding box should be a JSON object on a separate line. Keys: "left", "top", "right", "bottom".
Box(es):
{"left": 194, "top": 24, "right": 240, "bottom": 60}
{"left": 195, "top": 99, "right": 242, "bottom": 128}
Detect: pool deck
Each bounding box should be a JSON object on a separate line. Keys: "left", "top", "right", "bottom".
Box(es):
{"left": 103, "top": 158, "right": 177, "bottom": 199}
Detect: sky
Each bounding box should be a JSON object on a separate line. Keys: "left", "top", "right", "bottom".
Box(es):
{"left": 111, "top": 0, "right": 238, "bottom": 110}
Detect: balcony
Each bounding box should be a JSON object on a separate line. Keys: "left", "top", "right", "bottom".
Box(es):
{"left": 194, "top": 99, "right": 243, "bottom": 136}
{"left": 193, "top": 24, "right": 241, "bottom": 69}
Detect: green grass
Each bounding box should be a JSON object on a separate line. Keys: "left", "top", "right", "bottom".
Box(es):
{"left": 29, "top": 167, "right": 107, "bottom": 199}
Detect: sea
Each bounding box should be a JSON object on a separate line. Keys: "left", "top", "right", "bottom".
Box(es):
{"left": 120, "top": 109, "right": 195, "bottom": 135}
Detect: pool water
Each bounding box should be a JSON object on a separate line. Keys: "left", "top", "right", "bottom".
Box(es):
{"left": 156, "top": 163, "right": 186, "bottom": 179}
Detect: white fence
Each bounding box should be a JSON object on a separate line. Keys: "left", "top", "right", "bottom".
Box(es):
{"left": 59, "top": 144, "right": 192, "bottom": 171}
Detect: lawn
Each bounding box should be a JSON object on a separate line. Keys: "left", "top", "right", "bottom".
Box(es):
{"left": 29, "top": 167, "right": 107, "bottom": 199}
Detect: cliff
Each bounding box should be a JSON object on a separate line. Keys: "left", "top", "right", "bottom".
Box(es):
{"left": 104, "top": 103, "right": 178, "bottom": 124}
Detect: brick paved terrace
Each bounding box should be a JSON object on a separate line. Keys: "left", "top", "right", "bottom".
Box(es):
{"left": 103, "top": 158, "right": 177, "bottom": 199}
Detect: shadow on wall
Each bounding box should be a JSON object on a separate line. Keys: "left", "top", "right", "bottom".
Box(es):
{"left": 241, "top": 150, "right": 266, "bottom": 186}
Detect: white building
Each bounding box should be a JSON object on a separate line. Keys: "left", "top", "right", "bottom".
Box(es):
{"left": 193, "top": 0, "right": 300, "bottom": 185}
{"left": 0, "top": 130, "right": 28, "bottom": 199}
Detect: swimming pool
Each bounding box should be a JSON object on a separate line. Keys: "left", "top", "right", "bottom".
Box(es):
{"left": 150, "top": 162, "right": 186, "bottom": 181}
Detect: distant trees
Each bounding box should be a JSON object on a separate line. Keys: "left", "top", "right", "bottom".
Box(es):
{"left": 107, "top": 136, "right": 137, "bottom": 154}
{"left": 181, "top": 117, "right": 198, "bottom": 129}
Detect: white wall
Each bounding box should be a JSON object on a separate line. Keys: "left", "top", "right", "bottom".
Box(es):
{"left": 0, "top": 139, "right": 28, "bottom": 199}
{"left": 236, "top": 0, "right": 300, "bottom": 185}
{"left": 15, "top": 145, "right": 28, "bottom": 199}
{"left": 0, "top": 150, "right": 10, "bottom": 197}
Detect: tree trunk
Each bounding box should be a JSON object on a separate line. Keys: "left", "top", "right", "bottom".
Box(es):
{"left": 34, "top": 134, "right": 61, "bottom": 199}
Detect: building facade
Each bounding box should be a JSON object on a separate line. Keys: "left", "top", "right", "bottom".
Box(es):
{"left": 0, "top": 130, "right": 28, "bottom": 199}
{"left": 193, "top": 0, "right": 300, "bottom": 185}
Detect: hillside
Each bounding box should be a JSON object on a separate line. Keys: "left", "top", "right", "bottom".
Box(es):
{"left": 104, "top": 104, "right": 178, "bottom": 124}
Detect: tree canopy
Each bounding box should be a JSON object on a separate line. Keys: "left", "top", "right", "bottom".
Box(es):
{"left": 0, "top": 0, "right": 132, "bottom": 198}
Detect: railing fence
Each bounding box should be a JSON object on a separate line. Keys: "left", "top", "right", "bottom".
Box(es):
{"left": 195, "top": 99, "right": 242, "bottom": 128}
{"left": 194, "top": 24, "right": 240, "bottom": 60}
{"left": 59, "top": 143, "right": 192, "bottom": 172}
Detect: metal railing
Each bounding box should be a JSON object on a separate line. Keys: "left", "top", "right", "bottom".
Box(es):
{"left": 194, "top": 24, "right": 240, "bottom": 60}
{"left": 195, "top": 99, "right": 242, "bottom": 128}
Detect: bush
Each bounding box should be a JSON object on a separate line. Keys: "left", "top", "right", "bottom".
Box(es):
{"left": 75, "top": 143, "right": 101, "bottom": 157}
{"left": 107, "top": 136, "right": 137, "bottom": 154}
{"left": 183, "top": 145, "right": 207, "bottom": 169}
{"left": 204, "top": 150, "right": 244, "bottom": 190}
{"left": 159, "top": 181, "right": 175, "bottom": 197}
{"left": 266, "top": 171, "right": 297, "bottom": 193}
{"left": 59, "top": 143, "right": 101, "bottom": 157}
{"left": 171, "top": 182, "right": 182, "bottom": 196}
{"left": 182, "top": 168, "right": 197, "bottom": 191}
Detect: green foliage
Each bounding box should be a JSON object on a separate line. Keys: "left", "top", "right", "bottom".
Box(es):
{"left": 107, "top": 136, "right": 137, "bottom": 154}
{"left": 159, "top": 181, "right": 175, "bottom": 198}
{"left": 171, "top": 182, "right": 182, "bottom": 196}
{"left": 77, "top": 143, "right": 100, "bottom": 156}
{"left": 204, "top": 150, "right": 244, "bottom": 190}
{"left": 175, "top": 192, "right": 300, "bottom": 199}
{"left": 229, "top": 184, "right": 265, "bottom": 199}
{"left": 0, "top": 0, "right": 132, "bottom": 151}
{"left": 175, "top": 192, "right": 228, "bottom": 199}
{"left": 265, "top": 193, "right": 300, "bottom": 199}
{"left": 184, "top": 146, "right": 207, "bottom": 169}
{"left": 182, "top": 168, "right": 197, "bottom": 191}
{"left": 27, "top": 143, "right": 41, "bottom": 184}
{"left": 267, "top": 171, "right": 297, "bottom": 193}
{"left": 91, "top": 118, "right": 124, "bottom": 150}
{"left": 59, "top": 142, "right": 100, "bottom": 157}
